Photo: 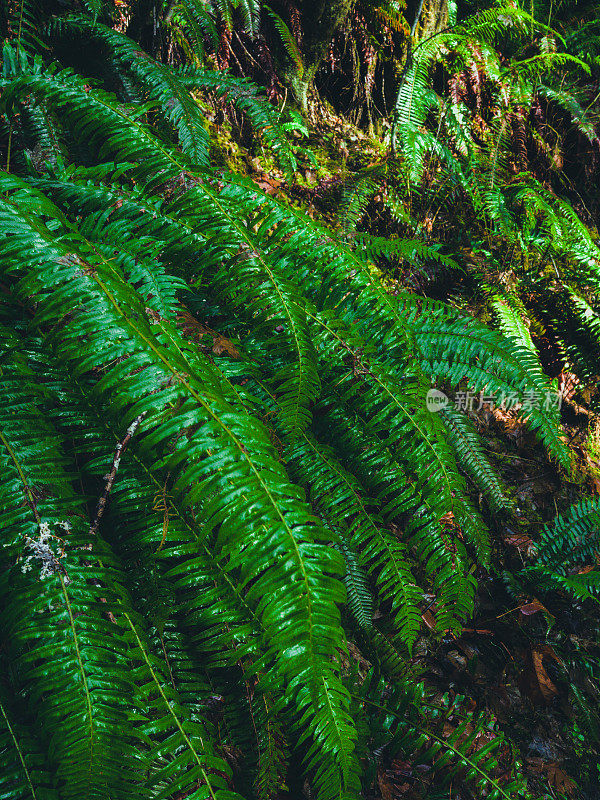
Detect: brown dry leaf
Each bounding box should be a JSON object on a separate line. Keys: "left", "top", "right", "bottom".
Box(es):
{"left": 558, "top": 370, "right": 580, "bottom": 403}
{"left": 532, "top": 646, "right": 560, "bottom": 702}
{"left": 577, "top": 565, "right": 597, "bottom": 574}
{"left": 176, "top": 308, "right": 241, "bottom": 359}
{"left": 421, "top": 610, "right": 437, "bottom": 630}
{"left": 211, "top": 333, "right": 241, "bottom": 358}
{"left": 546, "top": 763, "right": 577, "bottom": 795}
{"left": 377, "top": 769, "right": 395, "bottom": 800}
{"left": 503, "top": 529, "right": 537, "bottom": 557}
{"left": 525, "top": 756, "right": 545, "bottom": 774}
{"left": 558, "top": 371, "right": 591, "bottom": 415}
{"left": 255, "top": 173, "right": 281, "bottom": 196}
{"left": 520, "top": 599, "right": 547, "bottom": 616}
{"left": 473, "top": 728, "right": 497, "bottom": 749}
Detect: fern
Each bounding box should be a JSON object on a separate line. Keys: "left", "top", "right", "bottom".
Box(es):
{"left": 439, "top": 403, "right": 512, "bottom": 515}
{"left": 401, "top": 294, "right": 572, "bottom": 469}
{"left": 525, "top": 497, "right": 600, "bottom": 601}
{"left": 176, "top": 67, "right": 296, "bottom": 175}
{"left": 169, "top": 0, "right": 220, "bottom": 65}
{"left": 0, "top": 686, "right": 57, "bottom": 800}
{"left": 0, "top": 170, "right": 361, "bottom": 798}
{"left": 2, "top": 5, "right": 593, "bottom": 796}
{"left": 349, "top": 668, "right": 531, "bottom": 800}
{"left": 264, "top": 6, "right": 303, "bottom": 76}
{"left": 537, "top": 498, "right": 600, "bottom": 571}
{"left": 60, "top": 18, "right": 211, "bottom": 166}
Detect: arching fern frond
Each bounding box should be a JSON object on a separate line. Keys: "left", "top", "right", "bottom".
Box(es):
{"left": 0, "top": 172, "right": 360, "bottom": 799}
{"left": 439, "top": 403, "right": 512, "bottom": 516}
{"left": 55, "top": 18, "right": 211, "bottom": 166}
{"left": 177, "top": 67, "right": 296, "bottom": 176}
{"left": 526, "top": 497, "right": 600, "bottom": 601}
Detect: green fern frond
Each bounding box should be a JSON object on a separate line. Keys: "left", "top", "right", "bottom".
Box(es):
{"left": 524, "top": 497, "right": 600, "bottom": 602}
{"left": 253, "top": 694, "right": 289, "bottom": 800}
{"left": 288, "top": 432, "right": 422, "bottom": 645}
{"left": 264, "top": 6, "right": 303, "bottom": 76}
{"left": 0, "top": 173, "right": 359, "bottom": 797}
{"left": 355, "top": 233, "right": 460, "bottom": 272}
{"left": 169, "top": 0, "right": 220, "bottom": 64}
{"left": 339, "top": 165, "right": 386, "bottom": 234}
{"left": 0, "top": 686, "right": 57, "bottom": 800}
{"left": 402, "top": 295, "right": 572, "bottom": 470}
{"left": 538, "top": 84, "right": 599, "bottom": 144}
{"left": 177, "top": 67, "right": 296, "bottom": 175}
{"left": 439, "top": 403, "right": 513, "bottom": 515}
{"left": 536, "top": 497, "right": 600, "bottom": 574}
{"left": 62, "top": 19, "right": 211, "bottom": 166}
{"left": 491, "top": 294, "right": 545, "bottom": 378}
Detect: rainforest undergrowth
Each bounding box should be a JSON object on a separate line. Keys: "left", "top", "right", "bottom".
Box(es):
{"left": 1, "top": 1, "right": 600, "bottom": 799}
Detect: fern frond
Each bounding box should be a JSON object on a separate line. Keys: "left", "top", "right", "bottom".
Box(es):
{"left": 536, "top": 497, "right": 600, "bottom": 574}
{"left": 491, "top": 294, "right": 545, "bottom": 378}
{"left": 4, "top": 0, "right": 45, "bottom": 55}
{"left": 177, "top": 67, "right": 296, "bottom": 176}
{"left": 538, "top": 84, "right": 599, "bottom": 144}
{"left": 0, "top": 174, "right": 359, "bottom": 797}
{"left": 264, "top": 6, "right": 303, "bottom": 75}
{"left": 0, "top": 687, "right": 57, "bottom": 800}
{"left": 63, "top": 19, "right": 211, "bottom": 166}
{"left": 169, "top": 0, "right": 219, "bottom": 65}
{"left": 355, "top": 233, "right": 460, "bottom": 272}
{"left": 439, "top": 403, "right": 512, "bottom": 515}
{"left": 0, "top": 327, "right": 149, "bottom": 799}
{"left": 524, "top": 497, "right": 600, "bottom": 602}
{"left": 287, "top": 432, "right": 422, "bottom": 645}
{"left": 402, "top": 295, "right": 572, "bottom": 469}
{"left": 339, "top": 165, "right": 386, "bottom": 234}
{"left": 252, "top": 693, "right": 289, "bottom": 800}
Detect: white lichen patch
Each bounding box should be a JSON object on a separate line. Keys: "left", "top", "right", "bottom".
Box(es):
{"left": 19, "top": 521, "right": 70, "bottom": 582}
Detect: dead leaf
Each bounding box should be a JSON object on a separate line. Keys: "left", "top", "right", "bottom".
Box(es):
{"left": 546, "top": 763, "right": 577, "bottom": 795}
{"left": 503, "top": 529, "right": 537, "bottom": 557}
{"left": 532, "top": 646, "right": 560, "bottom": 702}
{"left": 421, "top": 610, "right": 437, "bottom": 630}
{"left": 176, "top": 308, "right": 241, "bottom": 358}
{"left": 519, "top": 599, "right": 547, "bottom": 616}
{"left": 255, "top": 173, "right": 281, "bottom": 196}
{"left": 377, "top": 769, "right": 395, "bottom": 800}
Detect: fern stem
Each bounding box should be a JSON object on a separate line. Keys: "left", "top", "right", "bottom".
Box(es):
{"left": 59, "top": 575, "right": 95, "bottom": 780}
{"left": 0, "top": 701, "right": 38, "bottom": 800}
{"left": 88, "top": 413, "right": 146, "bottom": 537}
{"left": 0, "top": 430, "right": 40, "bottom": 525}
{"left": 122, "top": 612, "right": 219, "bottom": 800}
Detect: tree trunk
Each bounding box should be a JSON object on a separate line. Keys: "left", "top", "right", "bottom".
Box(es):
{"left": 290, "top": 0, "right": 357, "bottom": 111}
{"left": 412, "top": 0, "right": 449, "bottom": 43}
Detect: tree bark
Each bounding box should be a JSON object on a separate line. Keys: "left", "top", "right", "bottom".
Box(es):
{"left": 412, "top": 0, "right": 449, "bottom": 42}
{"left": 290, "top": 0, "right": 357, "bottom": 111}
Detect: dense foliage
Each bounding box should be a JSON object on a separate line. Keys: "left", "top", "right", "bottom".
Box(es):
{"left": 1, "top": 1, "right": 600, "bottom": 799}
